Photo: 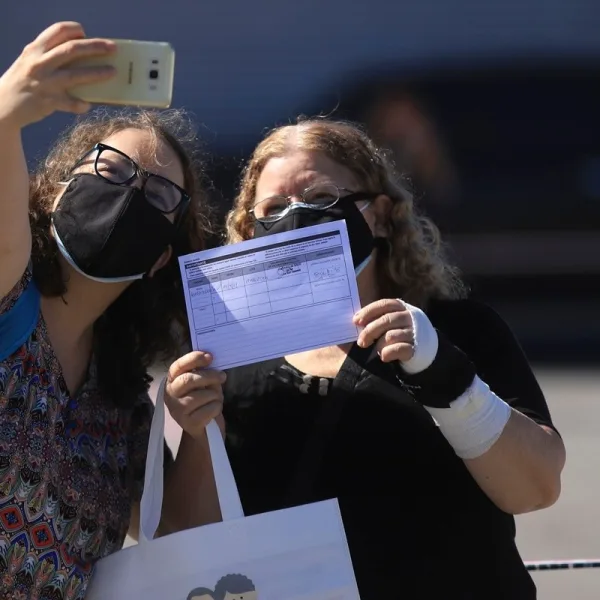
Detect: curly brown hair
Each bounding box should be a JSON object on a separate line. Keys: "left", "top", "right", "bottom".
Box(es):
{"left": 29, "top": 107, "right": 210, "bottom": 407}
{"left": 226, "top": 117, "right": 466, "bottom": 306}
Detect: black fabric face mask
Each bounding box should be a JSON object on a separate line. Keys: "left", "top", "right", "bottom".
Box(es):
{"left": 253, "top": 194, "right": 376, "bottom": 269}
{"left": 51, "top": 174, "right": 175, "bottom": 282}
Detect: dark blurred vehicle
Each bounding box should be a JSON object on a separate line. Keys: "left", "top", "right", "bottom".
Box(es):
{"left": 322, "top": 60, "right": 600, "bottom": 258}
{"left": 210, "top": 58, "right": 600, "bottom": 361}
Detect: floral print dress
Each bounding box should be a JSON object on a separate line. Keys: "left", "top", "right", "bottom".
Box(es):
{"left": 0, "top": 269, "right": 157, "bottom": 600}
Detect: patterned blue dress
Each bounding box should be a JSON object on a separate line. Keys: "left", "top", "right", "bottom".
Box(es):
{"left": 0, "top": 269, "right": 156, "bottom": 600}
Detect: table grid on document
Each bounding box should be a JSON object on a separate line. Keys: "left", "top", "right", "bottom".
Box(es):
{"left": 187, "top": 243, "right": 351, "bottom": 331}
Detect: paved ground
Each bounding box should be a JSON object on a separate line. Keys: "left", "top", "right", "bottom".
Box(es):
{"left": 513, "top": 368, "right": 600, "bottom": 599}
{"left": 143, "top": 367, "right": 599, "bottom": 599}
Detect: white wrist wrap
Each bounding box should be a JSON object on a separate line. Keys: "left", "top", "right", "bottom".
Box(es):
{"left": 398, "top": 301, "right": 439, "bottom": 374}
{"left": 424, "top": 376, "right": 512, "bottom": 459}
{"left": 395, "top": 300, "right": 511, "bottom": 459}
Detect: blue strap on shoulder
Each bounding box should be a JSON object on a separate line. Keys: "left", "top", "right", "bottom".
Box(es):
{"left": 0, "top": 278, "right": 41, "bottom": 361}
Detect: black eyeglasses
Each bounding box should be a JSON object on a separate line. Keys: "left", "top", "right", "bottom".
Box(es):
{"left": 249, "top": 183, "right": 379, "bottom": 223}
{"left": 69, "top": 143, "right": 190, "bottom": 215}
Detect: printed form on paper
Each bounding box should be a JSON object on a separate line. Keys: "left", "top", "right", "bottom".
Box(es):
{"left": 178, "top": 221, "right": 363, "bottom": 370}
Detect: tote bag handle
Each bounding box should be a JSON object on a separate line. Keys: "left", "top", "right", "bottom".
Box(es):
{"left": 139, "top": 377, "right": 244, "bottom": 544}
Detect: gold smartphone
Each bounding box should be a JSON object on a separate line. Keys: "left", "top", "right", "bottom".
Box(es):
{"left": 68, "top": 39, "right": 175, "bottom": 108}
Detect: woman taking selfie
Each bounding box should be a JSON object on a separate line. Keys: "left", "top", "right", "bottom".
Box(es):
{"left": 0, "top": 22, "right": 223, "bottom": 599}
{"left": 218, "top": 118, "right": 566, "bottom": 598}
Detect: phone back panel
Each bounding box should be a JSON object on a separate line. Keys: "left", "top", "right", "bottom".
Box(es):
{"left": 68, "top": 39, "right": 175, "bottom": 108}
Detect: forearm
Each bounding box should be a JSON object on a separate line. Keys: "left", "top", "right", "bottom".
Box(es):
{"left": 398, "top": 304, "right": 565, "bottom": 515}
{"left": 157, "top": 430, "right": 222, "bottom": 536}
{"left": 463, "top": 409, "right": 565, "bottom": 514}
{"left": 0, "top": 118, "right": 31, "bottom": 296}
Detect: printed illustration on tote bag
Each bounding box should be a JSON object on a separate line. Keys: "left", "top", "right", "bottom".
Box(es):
{"left": 187, "top": 574, "right": 257, "bottom": 600}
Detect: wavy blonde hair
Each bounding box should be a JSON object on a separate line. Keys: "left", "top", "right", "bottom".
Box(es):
{"left": 226, "top": 118, "right": 466, "bottom": 306}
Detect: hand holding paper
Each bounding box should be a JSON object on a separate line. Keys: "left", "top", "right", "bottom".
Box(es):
{"left": 164, "top": 351, "right": 226, "bottom": 439}
{"left": 354, "top": 298, "right": 415, "bottom": 363}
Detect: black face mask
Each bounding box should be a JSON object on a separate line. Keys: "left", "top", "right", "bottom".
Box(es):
{"left": 51, "top": 174, "right": 175, "bottom": 282}
{"left": 253, "top": 194, "right": 377, "bottom": 270}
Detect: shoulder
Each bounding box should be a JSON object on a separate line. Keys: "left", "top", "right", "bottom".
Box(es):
{"left": 0, "top": 267, "right": 41, "bottom": 362}
{"left": 426, "top": 297, "right": 517, "bottom": 354}
{"left": 0, "top": 268, "right": 34, "bottom": 314}
{"left": 425, "top": 297, "right": 536, "bottom": 390}
{"left": 404, "top": 297, "right": 555, "bottom": 428}
{"left": 427, "top": 297, "right": 509, "bottom": 328}
{"left": 425, "top": 297, "right": 553, "bottom": 424}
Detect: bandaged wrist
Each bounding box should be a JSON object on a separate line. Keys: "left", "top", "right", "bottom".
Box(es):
{"left": 398, "top": 301, "right": 439, "bottom": 374}
{"left": 395, "top": 315, "right": 476, "bottom": 409}
{"left": 424, "top": 375, "right": 512, "bottom": 459}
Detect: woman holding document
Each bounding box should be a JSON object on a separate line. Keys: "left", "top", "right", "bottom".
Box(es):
{"left": 209, "top": 118, "right": 566, "bottom": 599}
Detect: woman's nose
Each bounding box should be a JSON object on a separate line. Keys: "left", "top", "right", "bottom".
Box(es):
{"left": 130, "top": 173, "right": 147, "bottom": 190}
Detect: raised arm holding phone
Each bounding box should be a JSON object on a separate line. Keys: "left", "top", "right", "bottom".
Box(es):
{"left": 0, "top": 22, "right": 221, "bottom": 599}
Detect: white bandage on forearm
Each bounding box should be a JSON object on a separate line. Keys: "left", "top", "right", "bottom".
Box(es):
{"left": 425, "top": 376, "right": 512, "bottom": 459}
{"left": 396, "top": 301, "right": 511, "bottom": 459}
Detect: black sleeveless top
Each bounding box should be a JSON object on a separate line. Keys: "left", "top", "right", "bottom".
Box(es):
{"left": 223, "top": 299, "right": 557, "bottom": 599}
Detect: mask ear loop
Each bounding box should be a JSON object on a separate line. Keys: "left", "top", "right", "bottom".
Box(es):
{"left": 352, "top": 201, "right": 376, "bottom": 278}
{"left": 372, "top": 202, "right": 392, "bottom": 256}
{"left": 57, "top": 173, "right": 88, "bottom": 187}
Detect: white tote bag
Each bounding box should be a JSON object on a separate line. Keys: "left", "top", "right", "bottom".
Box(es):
{"left": 85, "top": 378, "right": 361, "bottom": 600}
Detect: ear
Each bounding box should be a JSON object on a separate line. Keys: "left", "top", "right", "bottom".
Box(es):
{"left": 147, "top": 245, "right": 173, "bottom": 278}
{"left": 372, "top": 194, "right": 393, "bottom": 238}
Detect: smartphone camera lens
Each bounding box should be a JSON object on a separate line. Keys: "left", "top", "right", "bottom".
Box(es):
{"left": 149, "top": 69, "right": 159, "bottom": 80}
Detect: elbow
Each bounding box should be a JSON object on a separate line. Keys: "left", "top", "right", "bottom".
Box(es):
{"left": 492, "top": 483, "right": 560, "bottom": 515}
{"left": 537, "top": 475, "right": 562, "bottom": 510}
{"left": 526, "top": 433, "right": 566, "bottom": 512}
{"left": 536, "top": 447, "right": 566, "bottom": 510}
{"left": 502, "top": 463, "right": 564, "bottom": 515}
{"left": 513, "top": 476, "right": 562, "bottom": 515}
{"left": 507, "top": 428, "right": 566, "bottom": 515}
